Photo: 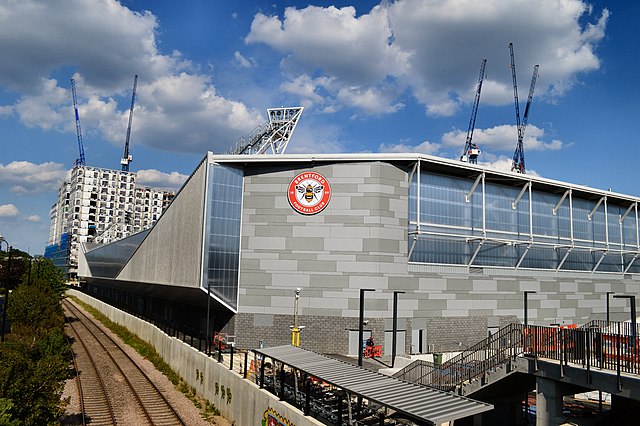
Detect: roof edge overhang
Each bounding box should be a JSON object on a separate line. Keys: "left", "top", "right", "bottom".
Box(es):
{"left": 205, "top": 152, "right": 640, "bottom": 205}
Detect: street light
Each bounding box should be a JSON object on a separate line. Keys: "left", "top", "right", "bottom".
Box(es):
{"left": 290, "top": 288, "right": 305, "bottom": 347}
{"left": 0, "top": 236, "right": 11, "bottom": 342}
{"left": 606, "top": 291, "right": 615, "bottom": 323}
{"left": 523, "top": 291, "right": 537, "bottom": 326}
{"left": 358, "top": 288, "right": 375, "bottom": 367}
{"left": 392, "top": 291, "right": 405, "bottom": 368}
{"left": 613, "top": 295, "right": 637, "bottom": 338}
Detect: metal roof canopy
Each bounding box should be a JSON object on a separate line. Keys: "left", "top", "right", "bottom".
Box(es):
{"left": 254, "top": 345, "right": 493, "bottom": 425}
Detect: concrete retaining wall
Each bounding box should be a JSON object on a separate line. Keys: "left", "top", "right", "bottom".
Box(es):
{"left": 68, "top": 289, "right": 322, "bottom": 426}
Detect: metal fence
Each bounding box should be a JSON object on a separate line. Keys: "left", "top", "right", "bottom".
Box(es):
{"left": 396, "top": 322, "right": 640, "bottom": 393}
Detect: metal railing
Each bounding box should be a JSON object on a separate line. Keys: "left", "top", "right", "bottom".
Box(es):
{"left": 396, "top": 322, "right": 640, "bottom": 393}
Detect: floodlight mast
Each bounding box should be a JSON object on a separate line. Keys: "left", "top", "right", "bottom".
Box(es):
{"left": 229, "top": 107, "right": 304, "bottom": 155}
{"left": 461, "top": 59, "right": 487, "bottom": 164}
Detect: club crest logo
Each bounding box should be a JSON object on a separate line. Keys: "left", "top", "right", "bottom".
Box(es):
{"left": 288, "top": 171, "right": 331, "bottom": 215}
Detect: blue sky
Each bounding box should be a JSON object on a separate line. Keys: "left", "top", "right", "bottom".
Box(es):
{"left": 1, "top": 0, "right": 638, "bottom": 254}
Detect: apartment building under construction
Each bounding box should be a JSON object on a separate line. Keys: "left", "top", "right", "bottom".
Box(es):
{"left": 45, "top": 164, "right": 175, "bottom": 278}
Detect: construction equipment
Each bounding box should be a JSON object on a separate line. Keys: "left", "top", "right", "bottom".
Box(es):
{"left": 461, "top": 59, "right": 487, "bottom": 164}
{"left": 228, "top": 107, "right": 304, "bottom": 155}
{"left": 121, "top": 75, "right": 138, "bottom": 171}
{"left": 70, "top": 78, "right": 86, "bottom": 166}
{"left": 509, "top": 43, "right": 539, "bottom": 174}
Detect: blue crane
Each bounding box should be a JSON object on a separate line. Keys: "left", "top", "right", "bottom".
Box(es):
{"left": 70, "top": 78, "right": 86, "bottom": 166}
{"left": 121, "top": 75, "right": 138, "bottom": 172}
{"left": 509, "top": 43, "right": 539, "bottom": 174}
{"left": 461, "top": 59, "right": 487, "bottom": 164}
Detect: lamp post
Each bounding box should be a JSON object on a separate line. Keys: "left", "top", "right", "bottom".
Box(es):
{"left": 392, "top": 291, "right": 405, "bottom": 368}
{"left": 523, "top": 291, "right": 537, "bottom": 326}
{"left": 0, "top": 237, "right": 11, "bottom": 342}
{"left": 291, "top": 288, "right": 303, "bottom": 347}
{"left": 606, "top": 291, "right": 615, "bottom": 324}
{"left": 206, "top": 281, "right": 211, "bottom": 355}
{"left": 358, "top": 288, "right": 375, "bottom": 367}
{"left": 613, "top": 295, "right": 637, "bottom": 339}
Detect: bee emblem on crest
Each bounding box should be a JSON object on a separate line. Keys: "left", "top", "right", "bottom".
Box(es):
{"left": 296, "top": 183, "right": 324, "bottom": 203}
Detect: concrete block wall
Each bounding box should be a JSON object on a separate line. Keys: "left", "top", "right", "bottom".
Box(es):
{"left": 235, "top": 160, "right": 640, "bottom": 354}
{"left": 68, "top": 289, "right": 322, "bottom": 426}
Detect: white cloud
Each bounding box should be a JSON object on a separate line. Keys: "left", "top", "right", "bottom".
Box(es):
{"left": 136, "top": 169, "right": 188, "bottom": 190}
{"left": 0, "top": 0, "right": 263, "bottom": 155}
{"left": 442, "top": 125, "right": 565, "bottom": 152}
{"left": 0, "top": 161, "right": 67, "bottom": 194}
{"left": 234, "top": 51, "right": 254, "bottom": 68}
{"left": 481, "top": 154, "right": 541, "bottom": 176}
{"left": 0, "top": 204, "right": 19, "bottom": 217}
{"left": 379, "top": 140, "right": 441, "bottom": 155}
{"left": 246, "top": 0, "right": 608, "bottom": 116}
{"left": 25, "top": 215, "right": 41, "bottom": 223}
{"left": 285, "top": 121, "right": 345, "bottom": 154}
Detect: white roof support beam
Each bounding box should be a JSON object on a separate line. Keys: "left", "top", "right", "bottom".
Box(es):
{"left": 468, "top": 240, "right": 484, "bottom": 266}
{"left": 553, "top": 189, "right": 570, "bottom": 216}
{"left": 515, "top": 243, "right": 531, "bottom": 270}
{"left": 620, "top": 202, "right": 636, "bottom": 224}
{"left": 408, "top": 236, "right": 418, "bottom": 260}
{"left": 556, "top": 247, "right": 573, "bottom": 272}
{"left": 588, "top": 196, "right": 605, "bottom": 221}
{"left": 466, "top": 173, "right": 483, "bottom": 203}
{"left": 592, "top": 250, "right": 608, "bottom": 273}
{"left": 512, "top": 182, "right": 531, "bottom": 209}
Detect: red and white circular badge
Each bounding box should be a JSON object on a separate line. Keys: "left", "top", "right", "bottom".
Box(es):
{"left": 288, "top": 171, "right": 331, "bottom": 215}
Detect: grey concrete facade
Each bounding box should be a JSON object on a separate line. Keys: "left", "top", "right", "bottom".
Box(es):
{"left": 117, "top": 157, "right": 207, "bottom": 287}
{"left": 230, "top": 158, "right": 640, "bottom": 353}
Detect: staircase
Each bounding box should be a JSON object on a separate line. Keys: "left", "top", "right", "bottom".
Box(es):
{"left": 394, "top": 323, "right": 526, "bottom": 393}
{"left": 395, "top": 320, "right": 640, "bottom": 395}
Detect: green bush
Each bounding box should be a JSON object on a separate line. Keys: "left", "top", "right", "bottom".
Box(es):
{"left": 0, "top": 257, "right": 70, "bottom": 425}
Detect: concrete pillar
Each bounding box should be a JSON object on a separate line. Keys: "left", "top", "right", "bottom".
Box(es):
{"left": 536, "top": 377, "right": 563, "bottom": 426}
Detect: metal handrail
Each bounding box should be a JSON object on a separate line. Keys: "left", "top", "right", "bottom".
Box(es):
{"left": 398, "top": 323, "right": 640, "bottom": 393}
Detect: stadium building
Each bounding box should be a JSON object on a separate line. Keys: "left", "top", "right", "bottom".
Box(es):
{"left": 78, "top": 153, "right": 640, "bottom": 355}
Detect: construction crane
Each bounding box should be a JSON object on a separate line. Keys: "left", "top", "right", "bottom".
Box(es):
{"left": 509, "top": 43, "right": 539, "bottom": 174}
{"left": 121, "top": 75, "right": 138, "bottom": 171}
{"left": 228, "top": 107, "right": 304, "bottom": 155}
{"left": 70, "top": 78, "right": 86, "bottom": 166}
{"left": 461, "top": 59, "right": 487, "bottom": 164}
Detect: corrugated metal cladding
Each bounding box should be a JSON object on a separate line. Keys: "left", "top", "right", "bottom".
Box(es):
{"left": 255, "top": 345, "right": 493, "bottom": 425}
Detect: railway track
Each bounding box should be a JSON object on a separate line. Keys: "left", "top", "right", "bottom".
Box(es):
{"left": 63, "top": 298, "right": 185, "bottom": 425}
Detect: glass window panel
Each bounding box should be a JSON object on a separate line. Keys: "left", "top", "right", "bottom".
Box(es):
{"left": 520, "top": 246, "right": 558, "bottom": 270}
{"left": 559, "top": 249, "right": 594, "bottom": 272}
{"left": 474, "top": 242, "right": 516, "bottom": 267}
{"left": 202, "top": 164, "right": 243, "bottom": 310}
{"left": 623, "top": 254, "right": 640, "bottom": 274}
{"left": 408, "top": 166, "right": 637, "bottom": 274}
{"left": 597, "top": 253, "right": 622, "bottom": 273}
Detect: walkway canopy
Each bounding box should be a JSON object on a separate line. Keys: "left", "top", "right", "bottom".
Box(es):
{"left": 254, "top": 345, "right": 493, "bottom": 425}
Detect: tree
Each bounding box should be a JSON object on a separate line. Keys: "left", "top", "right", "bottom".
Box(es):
{"left": 0, "top": 255, "right": 70, "bottom": 425}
